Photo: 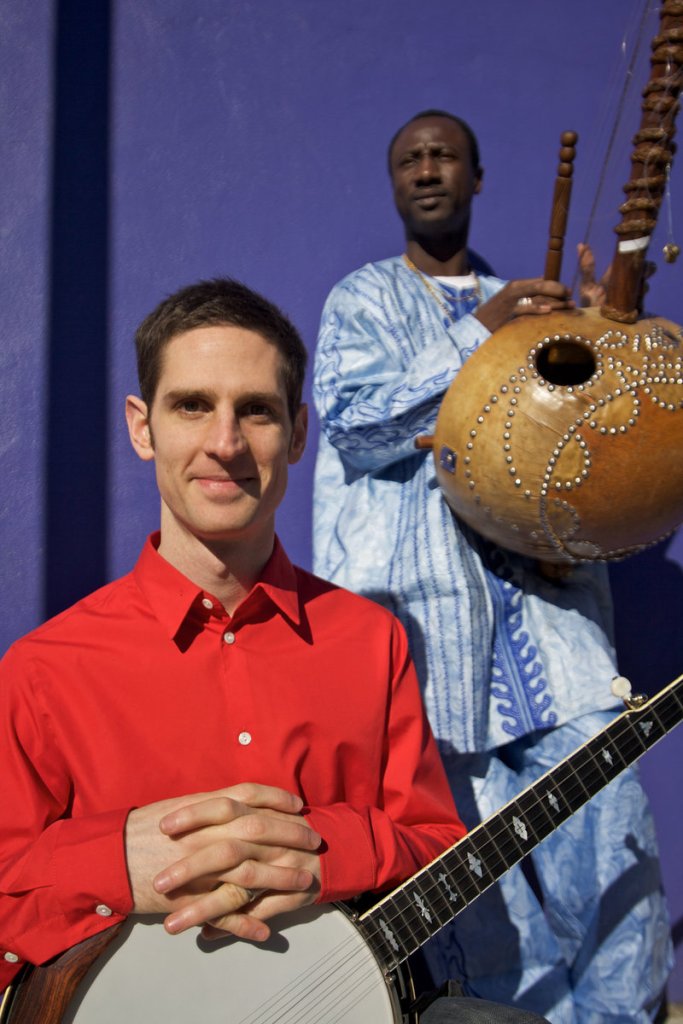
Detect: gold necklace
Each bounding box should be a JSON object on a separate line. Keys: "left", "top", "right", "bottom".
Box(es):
{"left": 402, "top": 253, "right": 481, "bottom": 321}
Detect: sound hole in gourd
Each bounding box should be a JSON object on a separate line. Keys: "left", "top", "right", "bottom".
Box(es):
{"left": 535, "top": 338, "right": 596, "bottom": 386}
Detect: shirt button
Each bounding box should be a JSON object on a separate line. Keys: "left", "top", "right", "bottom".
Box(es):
{"left": 238, "top": 731, "right": 252, "bottom": 745}
{"left": 3, "top": 951, "right": 19, "bottom": 963}
{"left": 95, "top": 904, "right": 113, "bottom": 917}
{"left": 223, "top": 631, "right": 236, "bottom": 645}
{"left": 202, "top": 598, "right": 214, "bottom": 610}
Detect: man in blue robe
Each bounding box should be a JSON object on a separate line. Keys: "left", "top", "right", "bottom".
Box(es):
{"left": 312, "top": 109, "right": 672, "bottom": 1024}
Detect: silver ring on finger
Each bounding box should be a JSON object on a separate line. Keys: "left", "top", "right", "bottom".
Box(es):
{"left": 516, "top": 296, "right": 533, "bottom": 308}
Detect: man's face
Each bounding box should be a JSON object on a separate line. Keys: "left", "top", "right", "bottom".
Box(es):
{"left": 390, "top": 116, "right": 482, "bottom": 237}
{"left": 127, "top": 325, "right": 306, "bottom": 551}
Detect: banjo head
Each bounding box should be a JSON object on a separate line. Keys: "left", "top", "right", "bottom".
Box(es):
{"left": 433, "top": 306, "right": 683, "bottom": 563}
{"left": 60, "top": 905, "right": 401, "bottom": 1024}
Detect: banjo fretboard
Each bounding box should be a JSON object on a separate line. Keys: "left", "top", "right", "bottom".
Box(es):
{"left": 360, "top": 674, "right": 683, "bottom": 970}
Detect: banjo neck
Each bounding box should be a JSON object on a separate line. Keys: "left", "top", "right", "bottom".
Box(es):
{"left": 359, "top": 674, "right": 683, "bottom": 972}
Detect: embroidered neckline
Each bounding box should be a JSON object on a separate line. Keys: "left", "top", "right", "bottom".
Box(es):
{"left": 402, "top": 253, "right": 481, "bottom": 322}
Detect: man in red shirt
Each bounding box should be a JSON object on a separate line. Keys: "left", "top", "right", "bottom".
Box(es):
{"left": 0, "top": 279, "right": 549, "bottom": 1023}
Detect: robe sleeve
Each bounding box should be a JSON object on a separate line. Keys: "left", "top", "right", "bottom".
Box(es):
{"left": 314, "top": 269, "right": 494, "bottom": 475}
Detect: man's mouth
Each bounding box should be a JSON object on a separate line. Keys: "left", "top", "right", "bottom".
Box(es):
{"left": 413, "top": 190, "right": 447, "bottom": 207}
{"left": 195, "top": 476, "right": 252, "bottom": 492}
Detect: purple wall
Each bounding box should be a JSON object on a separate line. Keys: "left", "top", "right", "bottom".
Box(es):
{"left": 2, "top": 0, "right": 683, "bottom": 1000}
{"left": 1, "top": 1, "right": 53, "bottom": 637}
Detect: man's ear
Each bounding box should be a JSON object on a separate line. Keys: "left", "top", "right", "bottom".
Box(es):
{"left": 474, "top": 166, "right": 484, "bottom": 195}
{"left": 125, "top": 395, "right": 155, "bottom": 462}
{"left": 288, "top": 403, "right": 308, "bottom": 465}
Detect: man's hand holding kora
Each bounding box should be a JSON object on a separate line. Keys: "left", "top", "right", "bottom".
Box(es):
{"left": 475, "top": 277, "right": 575, "bottom": 333}
{"left": 124, "top": 782, "right": 322, "bottom": 942}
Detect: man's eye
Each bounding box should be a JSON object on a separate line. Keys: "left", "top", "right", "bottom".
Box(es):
{"left": 179, "top": 400, "right": 203, "bottom": 413}
{"left": 246, "top": 403, "right": 272, "bottom": 418}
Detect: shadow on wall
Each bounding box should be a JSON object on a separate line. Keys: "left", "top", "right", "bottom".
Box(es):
{"left": 43, "top": 0, "right": 111, "bottom": 620}
{"left": 609, "top": 534, "right": 683, "bottom": 698}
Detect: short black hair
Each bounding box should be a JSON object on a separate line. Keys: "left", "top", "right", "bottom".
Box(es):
{"left": 387, "top": 109, "right": 481, "bottom": 174}
{"left": 135, "top": 278, "right": 307, "bottom": 424}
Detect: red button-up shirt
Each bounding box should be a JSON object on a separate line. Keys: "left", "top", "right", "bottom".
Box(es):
{"left": 0, "top": 535, "right": 464, "bottom": 988}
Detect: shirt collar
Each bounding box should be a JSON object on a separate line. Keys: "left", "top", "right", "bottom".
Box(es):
{"left": 251, "top": 536, "right": 301, "bottom": 628}
{"left": 133, "top": 533, "right": 301, "bottom": 639}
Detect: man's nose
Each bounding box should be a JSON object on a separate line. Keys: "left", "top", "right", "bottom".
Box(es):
{"left": 416, "top": 154, "right": 440, "bottom": 180}
{"left": 206, "top": 412, "right": 247, "bottom": 459}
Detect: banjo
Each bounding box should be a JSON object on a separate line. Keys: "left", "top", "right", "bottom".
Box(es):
{"left": 4, "top": 672, "right": 682, "bottom": 1024}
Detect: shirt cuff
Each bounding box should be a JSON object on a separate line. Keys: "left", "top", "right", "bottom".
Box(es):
{"left": 304, "top": 804, "right": 377, "bottom": 903}
{"left": 9, "top": 808, "right": 133, "bottom": 967}
{"left": 53, "top": 808, "right": 133, "bottom": 921}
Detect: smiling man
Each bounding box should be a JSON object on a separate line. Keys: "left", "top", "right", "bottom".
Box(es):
{"left": 313, "top": 111, "right": 672, "bottom": 1023}
{"left": 0, "top": 278, "right": 484, "bottom": 1020}
{"left": 126, "top": 320, "right": 306, "bottom": 606}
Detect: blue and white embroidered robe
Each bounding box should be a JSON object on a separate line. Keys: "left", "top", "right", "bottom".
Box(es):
{"left": 313, "top": 256, "right": 620, "bottom": 754}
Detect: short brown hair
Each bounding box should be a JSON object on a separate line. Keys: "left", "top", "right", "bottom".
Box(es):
{"left": 135, "top": 278, "right": 307, "bottom": 423}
